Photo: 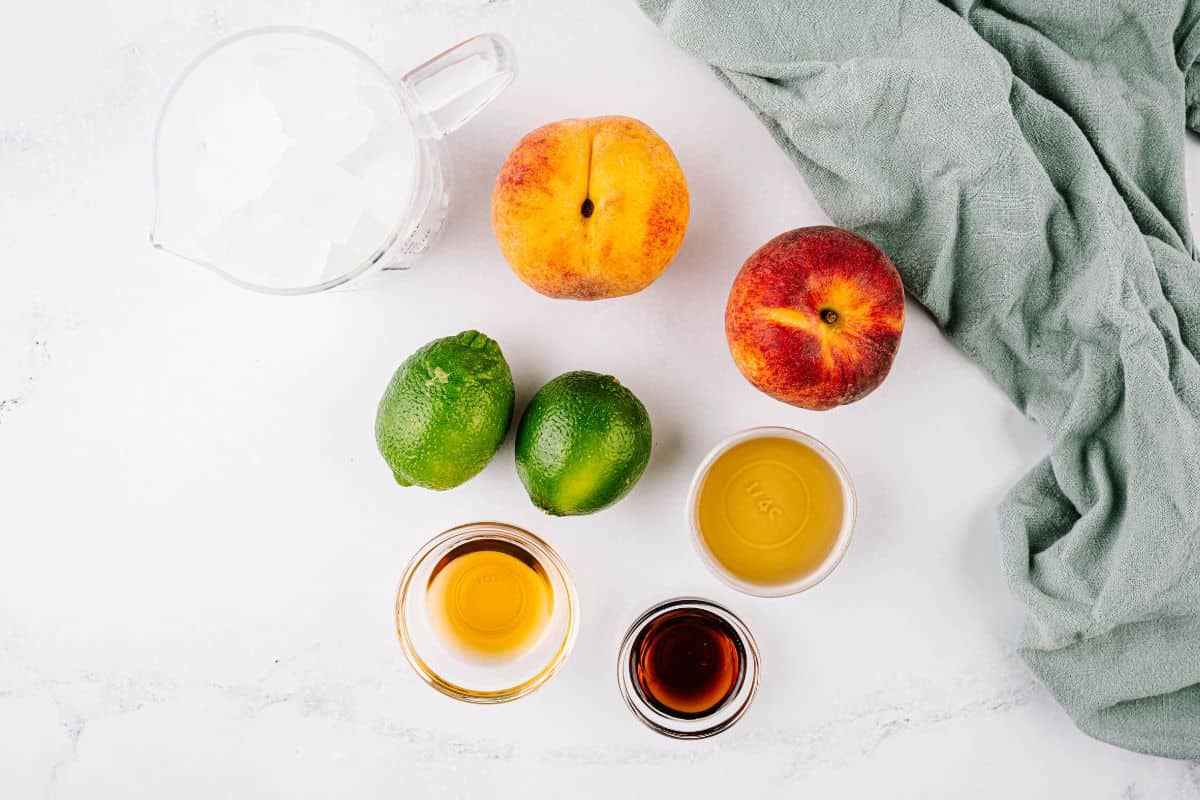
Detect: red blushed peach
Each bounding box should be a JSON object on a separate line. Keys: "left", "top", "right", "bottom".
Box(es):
{"left": 725, "top": 226, "right": 904, "bottom": 410}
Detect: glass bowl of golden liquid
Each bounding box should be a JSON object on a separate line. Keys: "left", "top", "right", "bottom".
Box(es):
{"left": 686, "top": 427, "right": 857, "bottom": 597}
{"left": 395, "top": 522, "right": 578, "bottom": 703}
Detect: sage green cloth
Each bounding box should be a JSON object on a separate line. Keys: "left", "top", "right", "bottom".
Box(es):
{"left": 640, "top": 0, "right": 1200, "bottom": 758}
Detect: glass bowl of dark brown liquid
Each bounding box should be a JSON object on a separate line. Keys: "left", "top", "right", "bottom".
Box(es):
{"left": 617, "top": 597, "right": 760, "bottom": 739}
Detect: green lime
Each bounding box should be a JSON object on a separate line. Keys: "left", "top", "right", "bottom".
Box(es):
{"left": 515, "top": 371, "right": 652, "bottom": 516}
{"left": 375, "top": 330, "right": 514, "bottom": 490}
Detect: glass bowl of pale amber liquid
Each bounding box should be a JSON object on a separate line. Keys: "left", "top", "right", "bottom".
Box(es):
{"left": 686, "top": 427, "right": 857, "bottom": 597}
{"left": 395, "top": 522, "right": 578, "bottom": 703}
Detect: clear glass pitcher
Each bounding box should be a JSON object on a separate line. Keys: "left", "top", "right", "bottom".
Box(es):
{"left": 151, "top": 27, "right": 516, "bottom": 294}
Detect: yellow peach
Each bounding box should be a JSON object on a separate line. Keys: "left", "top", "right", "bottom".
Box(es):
{"left": 491, "top": 116, "right": 689, "bottom": 300}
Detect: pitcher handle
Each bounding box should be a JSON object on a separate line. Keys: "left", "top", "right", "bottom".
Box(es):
{"left": 401, "top": 33, "right": 516, "bottom": 139}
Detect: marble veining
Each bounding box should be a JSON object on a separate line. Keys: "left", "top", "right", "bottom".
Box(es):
{"left": 2, "top": 0, "right": 1199, "bottom": 797}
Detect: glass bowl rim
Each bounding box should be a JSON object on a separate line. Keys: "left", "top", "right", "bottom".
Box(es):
{"left": 394, "top": 520, "right": 579, "bottom": 704}
{"left": 617, "top": 596, "right": 761, "bottom": 739}
{"left": 684, "top": 426, "right": 858, "bottom": 598}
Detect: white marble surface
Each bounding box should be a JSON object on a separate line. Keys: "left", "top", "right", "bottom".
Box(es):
{"left": 2, "top": 1, "right": 1199, "bottom": 797}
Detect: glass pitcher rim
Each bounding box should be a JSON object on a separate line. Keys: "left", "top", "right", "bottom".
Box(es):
{"left": 150, "top": 25, "right": 428, "bottom": 295}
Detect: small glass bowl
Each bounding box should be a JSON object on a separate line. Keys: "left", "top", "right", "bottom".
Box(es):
{"left": 685, "top": 426, "right": 857, "bottom": 598}
{"left": 395, "top": 521, "right": 578, "bottom": 703}
{"left": 617, "top": 598, "right": 760, "bottom": 739}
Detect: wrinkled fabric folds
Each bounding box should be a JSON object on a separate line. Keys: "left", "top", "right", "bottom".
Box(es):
{"left": 639, "top": 0, "right": 1200, "bottom": 757}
